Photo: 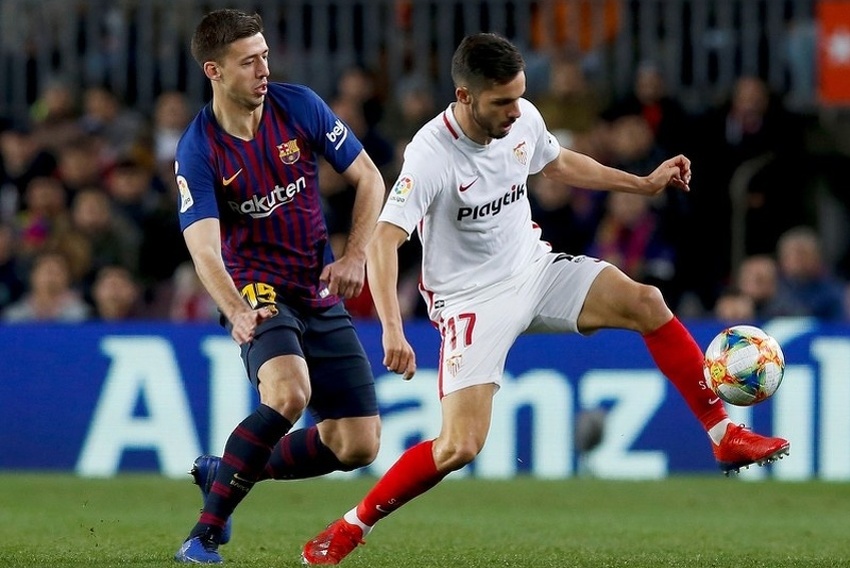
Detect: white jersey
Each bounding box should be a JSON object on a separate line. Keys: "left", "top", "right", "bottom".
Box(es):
{"left": 379, "top": 99, "right": 561, "bottom": 302}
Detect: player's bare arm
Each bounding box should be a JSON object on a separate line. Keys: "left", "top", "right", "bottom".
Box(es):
{"left": 319, "top": 150, "right": 385, "bottom": 299}
{"left": 367, "top": 221, "right": 417, "bottom": 380}
{"left": 542, "top": 147, "right": 691, "bottom": 195}
{"left": 183, "top": 218, "right": 274, "bottom": 344}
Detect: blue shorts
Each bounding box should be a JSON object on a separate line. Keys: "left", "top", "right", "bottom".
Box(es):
{"left": 226, "top": 301, "right": 378, "bottom": 422}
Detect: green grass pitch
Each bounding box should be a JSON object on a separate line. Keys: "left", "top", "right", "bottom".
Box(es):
{"left": 1, "top": 473, "right": 849, "bottom": 567}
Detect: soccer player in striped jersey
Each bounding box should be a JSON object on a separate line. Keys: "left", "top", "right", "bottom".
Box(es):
{"left": 173, "top": 9, "right": 385, "bottom": 564}
{"left": 301, "top": 32, "right": 790, "bottom": 565}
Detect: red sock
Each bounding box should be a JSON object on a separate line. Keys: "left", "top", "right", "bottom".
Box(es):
{"left": 356, "top": 440, "right": 447, "bottom": 526}
{"left": 643, "top": 317, "right": 727, "bottom": 430}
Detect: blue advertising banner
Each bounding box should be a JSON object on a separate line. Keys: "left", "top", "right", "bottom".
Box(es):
{"left": 0, "top": 318, "right": 846, "bottom": 480}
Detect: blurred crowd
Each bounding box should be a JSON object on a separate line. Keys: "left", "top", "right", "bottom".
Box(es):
{"left": 1, "top": 53, "right": 850, "bottom": 325}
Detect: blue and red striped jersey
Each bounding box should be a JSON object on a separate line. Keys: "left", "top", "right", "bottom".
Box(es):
{"left": 175, "top": 83, "right": 363, "bottom": 309}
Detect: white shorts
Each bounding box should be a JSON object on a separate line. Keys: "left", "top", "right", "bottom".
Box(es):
{"left": 428, "top": 253, "right": 611, "bottom": 397}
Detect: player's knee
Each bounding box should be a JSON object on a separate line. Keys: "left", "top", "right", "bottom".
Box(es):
{"left": 262, "top": 392, "right": 309, "bottom": 423}
{"left": 434, "top": 438, "right": 482, "bottom": 471}
{"left": 336, "top": 440, "right": 380, "bottom": 470}
{"left": 631, "top": 283, "right": 672, "bottom": 331}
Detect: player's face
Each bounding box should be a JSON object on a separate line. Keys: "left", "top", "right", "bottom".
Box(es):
{"left": 463, "top": 72, "right": 525, "bottom": 143}
{"left": 216, "top": 33, "right": 270, "bottom": 110}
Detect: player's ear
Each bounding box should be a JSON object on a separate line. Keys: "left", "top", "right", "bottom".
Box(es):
{"left": 203, "top": 61, "right": 221, "bottom": 81}
{"left": 456, "top": 86, "right": 471, "bottom": 105}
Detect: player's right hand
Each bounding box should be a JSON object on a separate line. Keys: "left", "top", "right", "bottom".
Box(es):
{"left": 230, "top": 306, "right": 275, "bottom": 345}
{"left": 382, "top": 330, "right": 416, "bottom": 380}
{"left": 647, "top": 154, "right": 691, "bottom": 193}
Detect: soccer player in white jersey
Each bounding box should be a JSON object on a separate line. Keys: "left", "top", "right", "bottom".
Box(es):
{"left": 301, "top": 32, "right": 790, "bottom": 565}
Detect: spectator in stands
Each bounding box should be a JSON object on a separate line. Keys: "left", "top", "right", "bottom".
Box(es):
{"left": 55, "top": 136, "right": 108, "bottom": 198}
{"left": 79, "top": 85, "right": 147, "bottom": 161}
{"left": 0, "top": 122, "right": 57, "bottom": 220}
{"left": 774, "top": 226, "right": 846, "bottom": 320}
{"left": 378, "top": 74, "right": 437, "bottom": 147}
{"left": 167, "top": 261, "right": 218, "bottom": 323}
{"left": 685, "top": 75, "right": 808, "bottom": 312}
{"left": 733, "top": 254, "right": 799, "bottom": 320}
{"left": 29, "top": 79, "right": 82, "bottom": 152}
{"left": 587, "top": 191, "right": 677, "bottom": 299}
{"left": 30, "top": 79, "right": 78, "bottom": 124}
{"left": 152, "top": 90, "right": 192, "bottom": 173}
{"left": 606, "top": 114, "right": 669, "bottom": 177}
{"left": 605, "top": 113, "right": 689, "bottom": 307}
{"left": 334, "top": 64, "right": 385, "bottom": 128}
{"left": 705, "top": 76, "right": 807, "bottom": 252}
{"left": 69, "top": 187, "right": 141, "bottom": 282}
{"left": 104, "top": 156, "right": 163, "bottom": 231}
{"left": 713, "top": 288, "right": 756, "bottom": 323}
{"left": 535, "top": 52, "right": 605, "bottom": 146}
{"left": 603, "top": 60, "right": 691, "bottom": 155}
{"left": 2, "top": 249, "right": 90, "bottom": 322}
{"left": 528, "top": 173, "right": 601, "bottom": 257}
{"left": 14, "top": 176, "right": 72, "bottom": 262}
{"left": 90, "top": 264, "right": 145, "bottom": 321}
{"left": 136, "top": 163, "right": 190, "bottom": 305}
{"left": 0, "top": 222, "right": 24, "bottom": 310}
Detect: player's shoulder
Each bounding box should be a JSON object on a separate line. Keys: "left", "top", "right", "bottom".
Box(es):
{"left": 406, "top": 112, "right": 453, "bottom": 158}
{"left": 518, "top": 97, "right": 546, "bottom": 126}
{"left": 176, "top": 105, "right": 214, "bottom": 157}
{"left": 519, "top": 96, "right": 540, "bottom": 112}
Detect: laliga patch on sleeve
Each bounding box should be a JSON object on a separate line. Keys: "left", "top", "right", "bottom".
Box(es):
{"left": 177, "top": 175, "right": 194, "bottom": 212}
{"left": 387, "top": 174, "right": 414, "bottom": 206}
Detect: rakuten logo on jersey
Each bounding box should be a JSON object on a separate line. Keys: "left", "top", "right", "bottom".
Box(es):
{"left": 457, "top": 183, "right": 526, "bottom": 221}
{"left": 228, "top": 177, "right": 306, "bottom": 218}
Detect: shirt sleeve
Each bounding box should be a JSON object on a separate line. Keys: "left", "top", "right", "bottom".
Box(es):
{"left": 525, "top": 100, "right": 562, "bottom": 175}
{"left": 378, "top": 140, "right": 443, "bottom": 236}
{"left": 301, "top": 86, "right": 364, "bottom": 173}
{"left": 175, "top": 125, "right": 219, "bottom": 231}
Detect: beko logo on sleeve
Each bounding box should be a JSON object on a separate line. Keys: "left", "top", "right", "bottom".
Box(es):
{"left": 326, "top": 119, "right": 349, "bottom": 150}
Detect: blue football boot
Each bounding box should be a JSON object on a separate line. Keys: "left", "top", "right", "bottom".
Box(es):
{"left": 174, "top": 533, "right": 222, "bottom": 564}
{"left": 190, "top": 455, "right": 233, "bottom": 544}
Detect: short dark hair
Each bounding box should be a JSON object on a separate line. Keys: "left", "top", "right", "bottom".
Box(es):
{"left": 451, "top": 33, "right": 525, "bottom": 93}
{"left": 190, "top": 9, "right": 264, "bottom": 68}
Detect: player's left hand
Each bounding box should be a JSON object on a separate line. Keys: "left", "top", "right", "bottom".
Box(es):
{"left": 647, "top": 154, "right": 691, "bottom": 194}
{"left": 319, "top": 255, "right": 365, "bottom": 299}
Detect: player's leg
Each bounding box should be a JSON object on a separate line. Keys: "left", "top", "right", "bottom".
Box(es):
{"left": 260, "top": 303, "right": 380, "bottom": 480}
{"left": 302, "top": 292, "right": 521, "bottom": 565}
{"left": 568, "top": 260, "right": 790, "bottom": 473}
{"left": 301, "top": 384, "right": 497, "bottom": 566}
{"left": 259, "top": 415, "right": 379, "bottom": 480}
{"left": 176, "top": 316, "right": 308, "bottom": 563}
{"left": 357, "top": 383, "right": 496, "bottom": 524}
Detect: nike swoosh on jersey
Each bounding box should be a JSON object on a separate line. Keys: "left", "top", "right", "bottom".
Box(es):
{"left": 459, "top": 178, "right": 478, "bottom": 192}
{"left": 222, "top": 168, "right": 243, "bottom": 186}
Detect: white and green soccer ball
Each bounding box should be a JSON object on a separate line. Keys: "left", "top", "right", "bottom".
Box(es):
{"left": 703, "top": 325, "right": 785, "bottom": 406}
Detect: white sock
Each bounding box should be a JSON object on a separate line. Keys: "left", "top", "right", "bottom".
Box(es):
{"left": 343, "top": 508, "right": 373, "bottom": 537}
{"left": 708, "top": 419, "right": 732, "bottom": 445}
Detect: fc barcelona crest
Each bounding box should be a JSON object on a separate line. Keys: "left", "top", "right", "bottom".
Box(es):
{"left": 278, "top": 139, "right": 301, "bottom": 165}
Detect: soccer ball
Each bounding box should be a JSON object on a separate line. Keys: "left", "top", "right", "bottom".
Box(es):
{"left": 703, "top": 325, "right": 785, "bottom": 406}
